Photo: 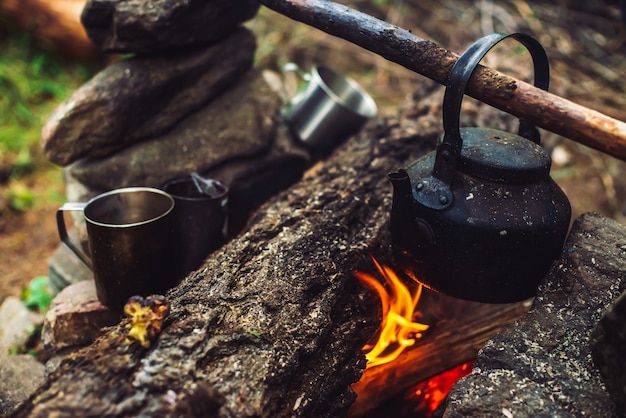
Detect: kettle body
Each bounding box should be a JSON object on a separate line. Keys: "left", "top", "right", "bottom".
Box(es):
{"left": 389, "top": 33, "right": 571, "bottom": 303}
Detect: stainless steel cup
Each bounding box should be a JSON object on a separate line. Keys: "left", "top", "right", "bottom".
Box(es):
{"left": 161, "top": 175, "right": 228, "bottom": 278}
{"left": 56, "top": 187, "right": 178, "bottom": 312}
{"left": 282, "top": 64, "right": 377, "bottom": 153}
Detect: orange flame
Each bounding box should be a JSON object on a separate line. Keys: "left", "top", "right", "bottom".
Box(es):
{"left": 354, "top": 256, "right": 429, "bottom": 368}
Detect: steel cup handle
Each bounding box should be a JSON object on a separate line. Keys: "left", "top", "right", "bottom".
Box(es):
{"left": 56, "top": 202, "right": 93, "bottom": 269}
{"left": 282, "top": 62, "right": 312, "bottom": 110}
{"left": 283, "top": 62, "right": 311, "bottom": 82}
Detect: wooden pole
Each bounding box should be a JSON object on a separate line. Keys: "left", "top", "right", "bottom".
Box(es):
{"left": 257, "top": 0, "right": 626, "bottom": 161}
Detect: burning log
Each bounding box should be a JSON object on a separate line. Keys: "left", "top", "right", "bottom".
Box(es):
{"left": 257, "top": 0, "right": 626, "bottom": 162}
{"left": 349, "top": 292, "right": 531, "bottom": 416}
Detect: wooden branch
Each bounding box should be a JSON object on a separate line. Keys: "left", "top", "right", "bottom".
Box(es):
{"left": 349, "top": 297, "right": 531, "bottom": 416}
{"left": 257, "top": 0, "right": 626, "bottom": 161}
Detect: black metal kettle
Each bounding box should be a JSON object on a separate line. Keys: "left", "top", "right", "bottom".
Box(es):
{"left": 389, "top": 33, "right": 571, "bottom": 303}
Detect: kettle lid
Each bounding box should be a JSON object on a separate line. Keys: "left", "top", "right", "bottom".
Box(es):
{"left": 457, "top": 127, "right": 551, "bottom": 183}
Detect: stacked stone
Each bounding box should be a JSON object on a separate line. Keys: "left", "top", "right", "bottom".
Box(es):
{"left": 44, "top": 0, "right": 312, "bottom": 292}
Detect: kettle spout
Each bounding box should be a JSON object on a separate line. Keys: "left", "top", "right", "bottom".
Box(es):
{"left": 388, "top": 169, "right": 415, "bottom": 252}
{"left": 388, "top": 169, "right": 412, "bottom": 203}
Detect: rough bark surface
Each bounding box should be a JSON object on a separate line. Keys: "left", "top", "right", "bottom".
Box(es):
{"left": 13, "top": 85, "right": 442, "bottom": 417}
{"left": 591, "top": 290, "right": 626, "bottom": 416}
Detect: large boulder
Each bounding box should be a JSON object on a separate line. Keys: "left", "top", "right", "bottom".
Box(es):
{"left": 41, "top": 27, "right": 256, "bottom": 166}
{"left": 81, "top": 0, "right": 260, "bottom": 54}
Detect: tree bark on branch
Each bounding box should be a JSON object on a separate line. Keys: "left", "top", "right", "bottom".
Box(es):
{"left": 257, "top": 0, "right": 626, "bottom": 161}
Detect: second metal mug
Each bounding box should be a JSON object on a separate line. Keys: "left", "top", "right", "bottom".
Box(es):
{"left": 282, "top": 64, "right": 377, "bottom": 153}
{"left": 161, "top": 175, "right": 228, "bottom": 278}
{"left": 56, "top": 187, "right": 179, "bottom": 312}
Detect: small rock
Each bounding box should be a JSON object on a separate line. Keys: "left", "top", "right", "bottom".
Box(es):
{"left": 0, "top": 351, "right": 45, "bottom": 415}
{"left": 0, "top": 296, "right": 41, "bottom": 354}
{"left": 81, "top": 0, "right": 260, "bottom": 54}
{"left": 41, "top": 27, "right": 256, "bottom": 166}
{"left": 42, "top": 280, "right": 121, "bottom": 352}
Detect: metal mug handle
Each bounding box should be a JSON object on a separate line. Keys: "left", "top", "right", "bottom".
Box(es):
{"left": 282, "top": 62, "right": 312, "bottom": 110}
{"left": 433, "top": 32, "right": 550, "bottom": 186}
{"left": 283, "top": 62, "right": 311, "bottom": 82}
{"left": 56, "top": 202, "right": 93, "bottom": 269}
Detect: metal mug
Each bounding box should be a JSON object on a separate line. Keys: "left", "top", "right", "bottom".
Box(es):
{"left": 56, "top": 187, "right": 178, "bottom": 312}
{"left": 282, "top": 63, "right": 377, "bottom": 153}
{"left": 161, "top": 175, "right": 228, "bottom": 278}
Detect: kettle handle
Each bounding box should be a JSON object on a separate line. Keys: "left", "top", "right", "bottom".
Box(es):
{"left": 432, "top": 32, "right": 550, "bottom": 185}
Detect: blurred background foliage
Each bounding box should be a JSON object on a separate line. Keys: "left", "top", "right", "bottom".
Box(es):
{"left": 0, "top": 17, "right": 97, "bottom": 212}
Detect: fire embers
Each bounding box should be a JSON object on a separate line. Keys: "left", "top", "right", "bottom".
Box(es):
{"left": 124, "top": 295, "right": 170, "bottom": 348}
{"left": 405, "top": 362, "right": 473, "bottom": 415}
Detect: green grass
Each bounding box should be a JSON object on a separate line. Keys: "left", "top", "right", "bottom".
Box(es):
{"left": 0, "top": 18, "right": 98, "bottom": 210}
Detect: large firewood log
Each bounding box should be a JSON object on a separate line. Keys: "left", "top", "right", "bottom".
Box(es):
{"left": 13, "top": 83, "right": 443, "bottom": 417}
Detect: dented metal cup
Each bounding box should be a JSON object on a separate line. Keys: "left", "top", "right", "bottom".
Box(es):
{"left": 282, "top": 63, "right": 377, "bottom": 153}
{"left": 162, "top": 175, "right": 228, "bottom": 278}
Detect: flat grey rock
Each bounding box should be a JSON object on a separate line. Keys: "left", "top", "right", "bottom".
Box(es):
{"left": 42, "top": 28, "right": 256, "bottom": 166}
{"left": 0, "top": 352, "right": 45, "bottom": 415}
{"left": 81, "top": 0, "right": 259, "bottom": 54}
{"left": 68, "top": 68, "right": 285, "bottom": 190}
{"left": 0, "top": 297, "right": 41, "bottom": 354}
